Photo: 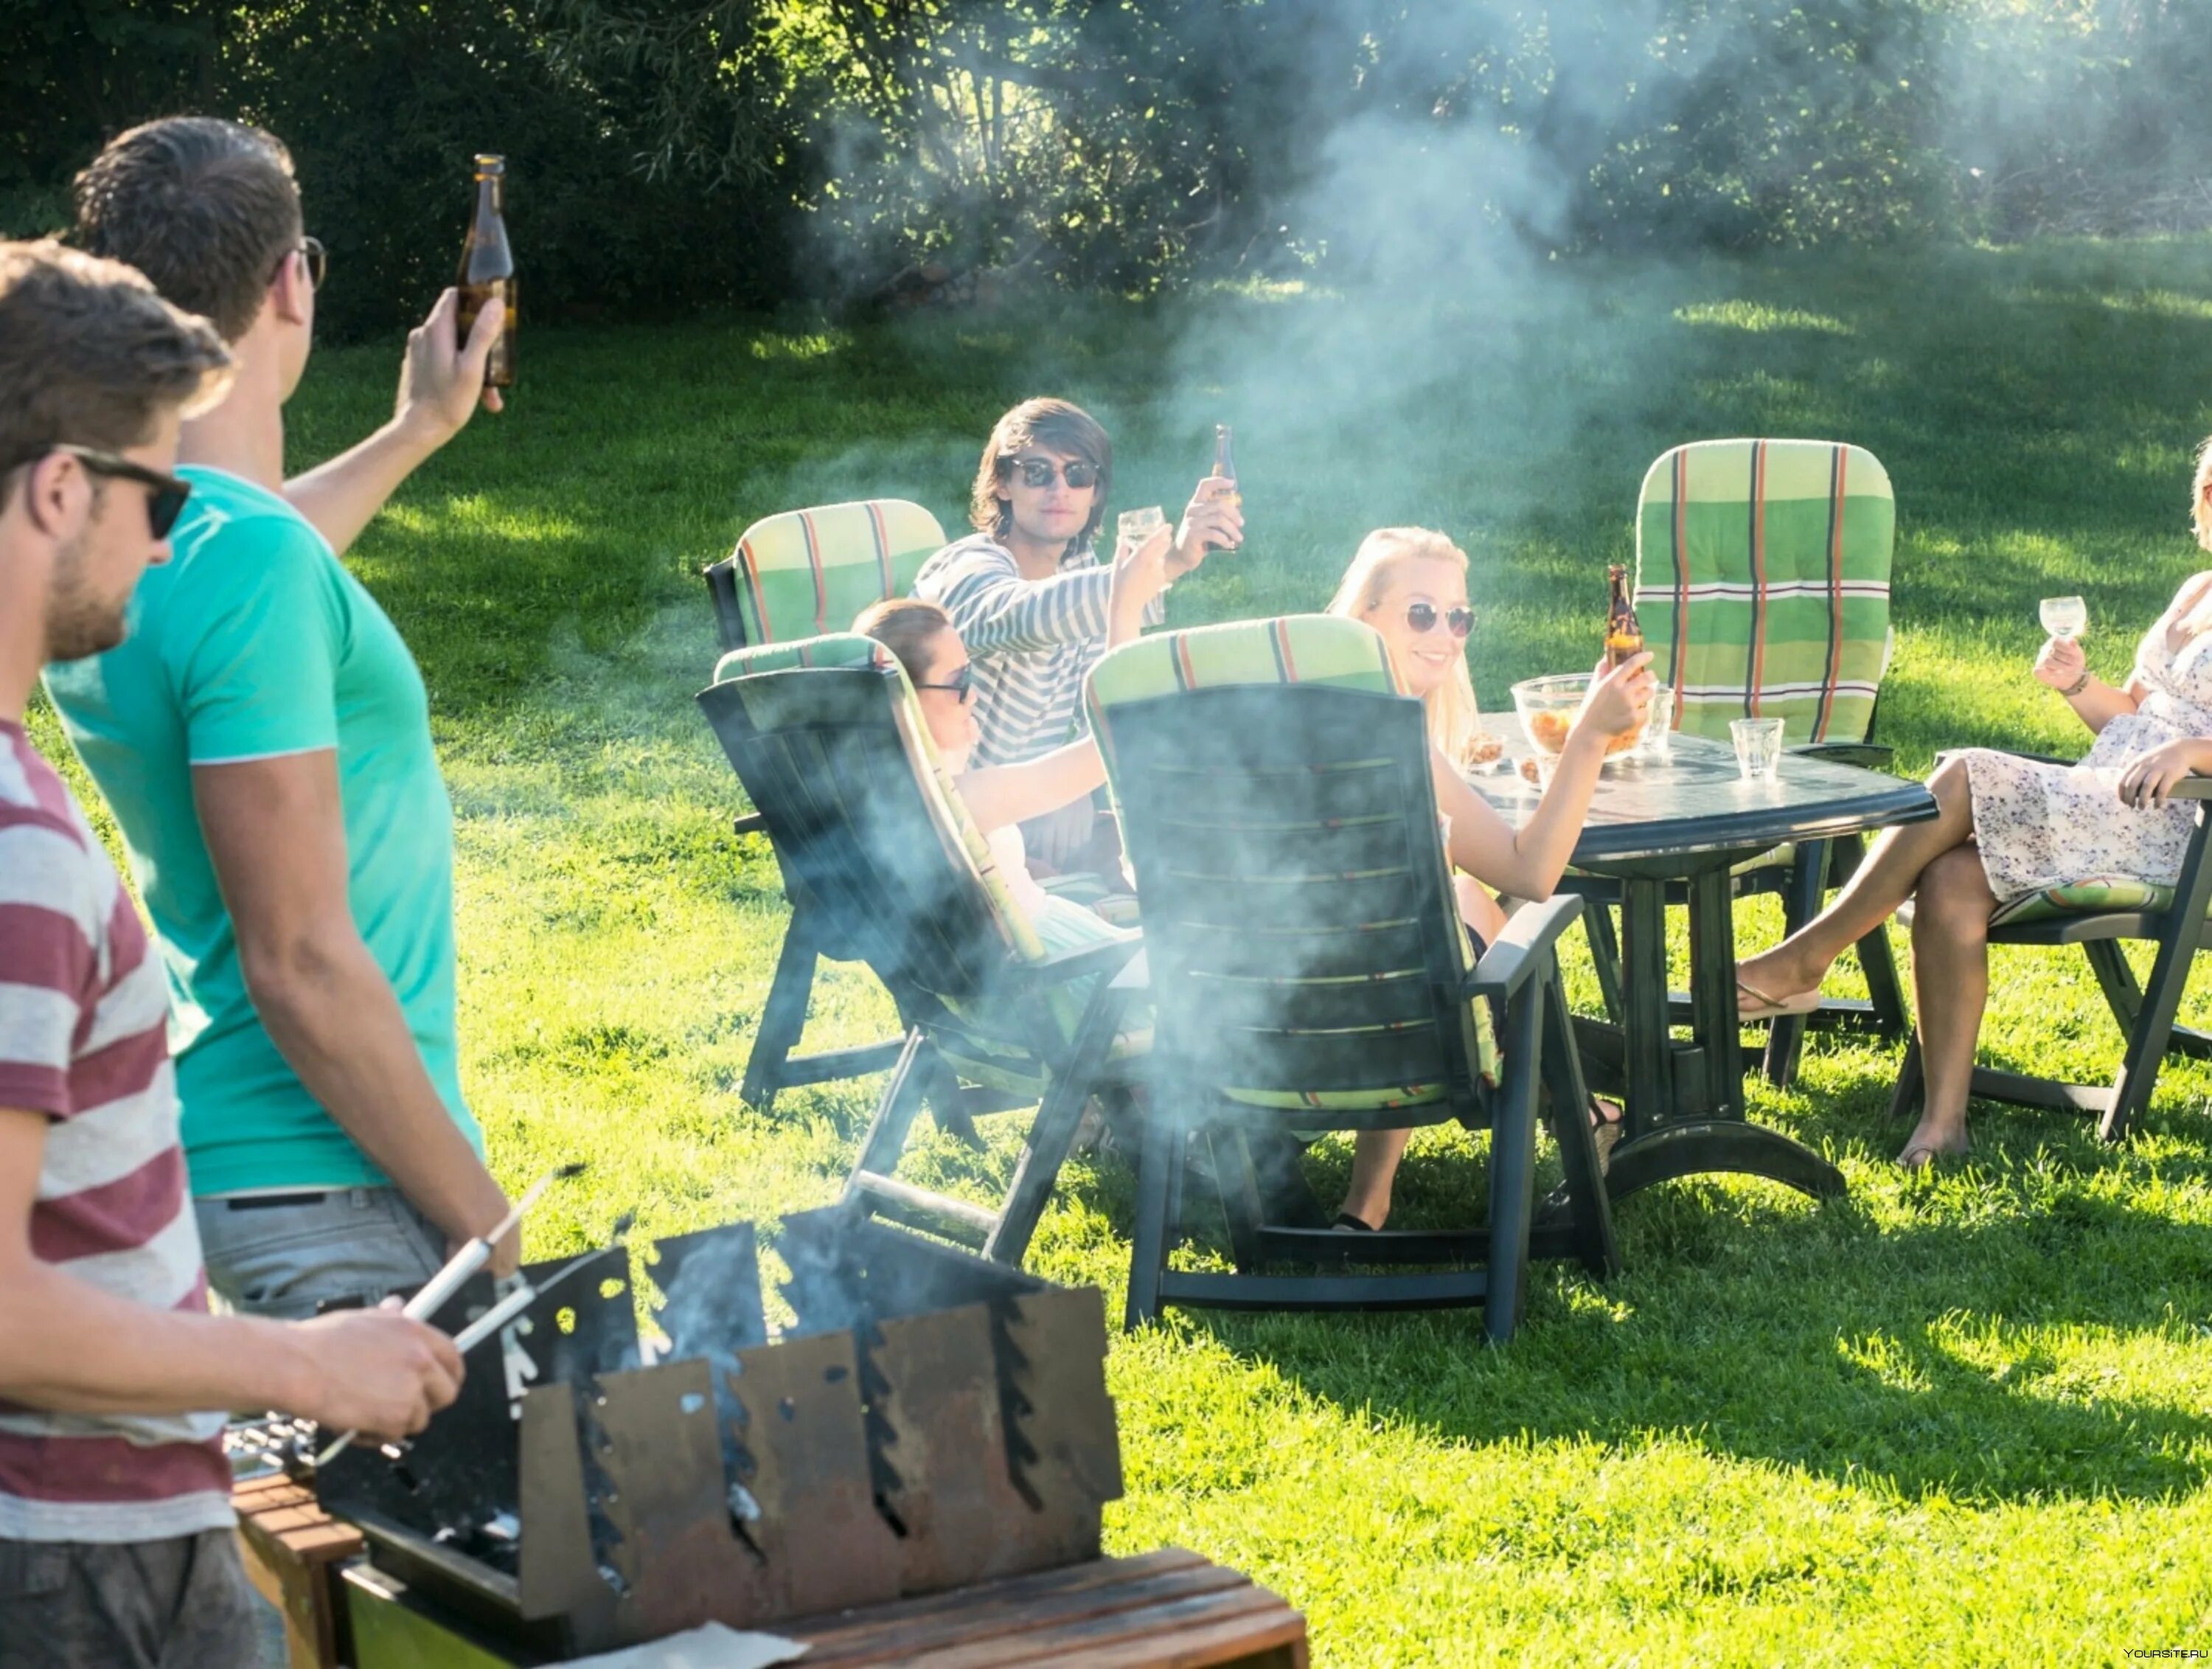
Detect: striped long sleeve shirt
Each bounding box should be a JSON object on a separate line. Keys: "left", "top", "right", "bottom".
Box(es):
{"left": 911, "top": 532, "right": 1163, "bottom": 768}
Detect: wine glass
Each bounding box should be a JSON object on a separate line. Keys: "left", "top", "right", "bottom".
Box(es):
{"left": 2039, "top": 596, "right": 2087, "bottom": 640}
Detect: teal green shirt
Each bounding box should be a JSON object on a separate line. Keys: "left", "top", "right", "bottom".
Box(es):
{"left": 43, "top": 465, "right": 480, "bottom": 1196}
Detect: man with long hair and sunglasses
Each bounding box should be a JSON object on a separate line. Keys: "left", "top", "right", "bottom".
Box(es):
{"left": 43, "top": 117, "right": 518, "bottom": 1325}
{"left": 913, "top": 398, "right": 1242, "bottom": 877}
{"left": 0, "top": 240, "right": 465, "bottom": 1669}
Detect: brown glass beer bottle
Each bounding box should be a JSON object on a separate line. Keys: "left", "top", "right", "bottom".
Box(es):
{"left": 1212, "top": 423, "right": 1239, "bottom": 509}
{"left": 457, "top": 153, "right": 515, "bottom": 389}
{"left": 1604, "top": 563, "right": 1644, "bottom": 669}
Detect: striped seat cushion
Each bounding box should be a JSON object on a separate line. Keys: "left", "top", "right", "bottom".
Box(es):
{"left": 717, "top": 631, "right": 1141, "bottom": 1064}
{"left": 716, "top": 499, "right": 945, "bottom": 648}
{"left": 1088, "top": 615, "right": 1500, "bottom": 1103}
{"left": 1635, "top": 440, "right": 1895, "bottom": 746}
{"left": 1986, "top": 876, "right": 2185, "bottom": 929}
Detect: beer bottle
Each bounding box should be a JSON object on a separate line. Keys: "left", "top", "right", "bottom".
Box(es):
{"left": 1211, "top": 424, "right": 1239, "bottom": 509}
{"left": 1604, "top": 563, "right": 1644, "bottom": 669}
{"left": 457, "top": 153, "right": 515, "bottom": 389}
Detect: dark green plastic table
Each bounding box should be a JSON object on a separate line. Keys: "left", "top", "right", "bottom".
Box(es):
{"left": 1470, "top": 723, "right": 1937, "bottom": 1202}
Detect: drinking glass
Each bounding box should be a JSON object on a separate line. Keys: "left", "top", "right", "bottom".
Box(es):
{"left": 1116, "top": 505, "right": 1166, "bottom": 554}
{"left": 2039, "top": 595, "right": 2087, "bottom": 640}
{"left": 1637, "top": 687, "right": 1675, "bottom": 763}
{"left": 1731, "top": 716, "right": 1786, "bottom": 782}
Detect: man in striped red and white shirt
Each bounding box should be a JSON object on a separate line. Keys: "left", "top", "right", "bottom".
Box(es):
{"left": 0, "top": 243, "right": 464, "bottom": 1668}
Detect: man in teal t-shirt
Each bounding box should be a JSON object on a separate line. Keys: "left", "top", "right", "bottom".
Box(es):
{"left": 46, "top": 117, "right": 515, "bottom": 1316}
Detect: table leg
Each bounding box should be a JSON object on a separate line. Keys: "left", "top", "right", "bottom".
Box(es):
{"left": 1594, "top": 869, "right": 1848, "bottom": 1204}
{"left": 1684, "top": 867, "right": 1745, "bottom": 1123}
{"left": 1616, "top": 877, "right": 1673, "bottom": 1139}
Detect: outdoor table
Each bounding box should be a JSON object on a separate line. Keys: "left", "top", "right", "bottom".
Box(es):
{"left": 1468, "top": 719, "right": 1936, "bottom": 1201}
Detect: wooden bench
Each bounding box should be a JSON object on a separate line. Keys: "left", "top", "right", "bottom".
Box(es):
{"left": 780, "top": 1548, "right": 1308, "bottom": 1668}
{"left": 233, "top": 1471, "right": 363, "bottom": 1669}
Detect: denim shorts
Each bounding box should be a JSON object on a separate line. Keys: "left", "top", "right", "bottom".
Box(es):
{"left": 194, "top": 1187, "right": 447, "bottom": 1320}
{"left": 0, "top": 1530, "right": 262, "bottom": 1669}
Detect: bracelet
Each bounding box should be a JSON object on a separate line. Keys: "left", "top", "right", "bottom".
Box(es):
{"left": 2060, "top": 669, "right": 2093, "bottom": 699}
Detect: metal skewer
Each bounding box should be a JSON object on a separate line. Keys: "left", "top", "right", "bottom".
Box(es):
{"left": 402, "top": 1162, "right": 585, "bottom": 1323}
{"left": 313, "top": 1209, "right": 633, "bottom": 1468}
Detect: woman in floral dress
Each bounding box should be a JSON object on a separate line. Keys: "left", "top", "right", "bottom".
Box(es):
{"left": 1736, "top": 437, "right": 2212, "bottom": 1167}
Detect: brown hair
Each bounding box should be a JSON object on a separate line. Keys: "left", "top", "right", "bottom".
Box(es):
{"left": 0, "top": 240, "right": 232, "bottom": 500}
{"left": 967, "top": 398, "right": 1112, "bottom": 551}
{"left": 2194, "top": 434, "right": 2212, "bottom": 553}
{"left": 854, "top": 597, "right": 954, "bottom": 688}
{"left": 74, "top": 117, "right": 302, "bottom": 344}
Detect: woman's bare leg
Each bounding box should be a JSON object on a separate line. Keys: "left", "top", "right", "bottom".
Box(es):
{"left": 1899, "top": 845, "right": 1994, "bottom": 1165}
{"left": 1340, "top": 881, "right": 1511, "bottom": 1229}
{"left": 1339, "top": 1128, "right": 1412, "bottom": 1229}
{"left": 1739, "top": 755, "right": 1978, "bottom": 1000}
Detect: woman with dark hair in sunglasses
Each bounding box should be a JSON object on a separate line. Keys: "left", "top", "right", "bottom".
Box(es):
{"left": 1325, "top": 527, "right": 1655, "bottom": 1229}
{"left": 858, "top": 514, "right": 1173, "bottom": 931}
{"left": 912, "top": 398, "right": 1242, "bottom": 885}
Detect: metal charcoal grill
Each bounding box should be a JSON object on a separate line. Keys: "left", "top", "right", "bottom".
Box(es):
{"left": 324, "top": 1204, "right": 1121, "bottom": 1663}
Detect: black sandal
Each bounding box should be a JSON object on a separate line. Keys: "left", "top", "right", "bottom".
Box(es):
{"left": 1332, "top": 1211, "right": 1377, "bottom": 1233}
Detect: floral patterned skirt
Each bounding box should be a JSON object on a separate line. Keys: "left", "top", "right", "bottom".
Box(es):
{"left": 1952, "top": 726, "right": 2194, "bottom": 903}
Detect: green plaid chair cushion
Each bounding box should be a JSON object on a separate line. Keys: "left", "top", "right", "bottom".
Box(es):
{"left": 717, "top": 631, "right": 1141, "bottom": 1078}
{"left": 1088, "top": 614, "right": 1500, "bottom": 1103}
{"left": 1986, "top": 876, "right": 2183, "bottom": 929}
{"left": 1635, "top": 440, "right": 1895, "bottom": 746}
{"left": 717, "top": 499, "right": 946, "bottom": 649}
{"left": 712, "top": 633, "right": 883, "bottom": 686}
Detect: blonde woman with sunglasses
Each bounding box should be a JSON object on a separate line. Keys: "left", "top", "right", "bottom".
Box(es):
{"left": 1324, "top": 527, "right": 1653, "bottom": 1228}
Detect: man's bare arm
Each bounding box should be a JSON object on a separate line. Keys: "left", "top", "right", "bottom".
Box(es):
{"left": 285, "top": 291, "right": 502, "bottom": 555}
{"left": 0, "top": 1109, "right": 461, "bottom": 1434}
{"left": 192, "top": 751, "right": 514, "bottom": 1270}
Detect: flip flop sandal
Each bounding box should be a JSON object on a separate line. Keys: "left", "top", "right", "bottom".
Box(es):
{"left": 1736, "top": 977, "right": 1823, "bottom": 1021}
{"left": 1332, "top": 1212, "right": 1377, "bottom": 1233}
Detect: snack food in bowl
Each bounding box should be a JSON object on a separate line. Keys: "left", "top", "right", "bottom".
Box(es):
{"left": 1462, "top": 730, "right": 1506, "bottom": 768}
{"left": 1510, "top": 673, "right": 1639, "bottom": 760}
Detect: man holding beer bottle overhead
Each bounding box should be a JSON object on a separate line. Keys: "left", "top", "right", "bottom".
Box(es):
{"left": 45, "top": 117, "right": 516, "bottom": 1318}
{"left": 914, "top": 398, "right": 1242, "bottom": 875}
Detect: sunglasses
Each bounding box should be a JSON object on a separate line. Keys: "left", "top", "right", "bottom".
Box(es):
{"left": 1405, "top": 601, "right": 1474, "bottom": 639}
{"left": 270, "top": 235, "right": 327, "bottom": 291}
{"left": 914, "top": 663, "right": 976, "bottom": 703}
{"left": 51, "top": 445, "right": 192, "bottom": 540}
{"left": 1000, "top": 456, "right": 1099, "bottom": 490}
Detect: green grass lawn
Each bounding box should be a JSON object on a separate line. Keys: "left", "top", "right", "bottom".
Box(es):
{"left": 33, "top": 237, "right": 2212, "bottom": 1664}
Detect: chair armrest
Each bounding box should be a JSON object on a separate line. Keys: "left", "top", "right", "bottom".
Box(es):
{"left": 732, "top": 811, "right": 768, "bottom": 837}
{"left": 2171, "top": 775, "right": 2212, "bottom": 802}
{"left": 1792, "top": 742, "right": 1893, "bottom": 771}
{"left": 1018, "top": 934, "right": 1144, "bottom": 988}
{"left": 1468, "top": 895, "right": 1584, "bottom": 1000}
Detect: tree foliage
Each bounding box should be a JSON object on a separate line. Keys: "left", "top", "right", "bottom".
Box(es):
{"left": 4, "top": 1, "right": 2207, "bottom": 333}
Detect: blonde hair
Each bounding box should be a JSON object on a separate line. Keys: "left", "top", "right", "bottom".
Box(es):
{"left": 2194, "top": 434, "right": 2212, "bottom": 553}
{"left": 1326, "top": 527, "right": 1481, "bottom": 763}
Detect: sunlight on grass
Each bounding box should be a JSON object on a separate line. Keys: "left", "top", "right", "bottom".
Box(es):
{"left": 748, "top": 329, "right": 852, "bottom": 360}
{"left": 1674, "top": 299, "right": 1855, "bottom": 335}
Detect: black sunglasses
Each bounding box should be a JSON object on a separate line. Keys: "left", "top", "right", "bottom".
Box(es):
{"left": 914, "top": 663, "right": 975, "bottom": 703}
{"left": 1000, "top": 456, "right": 1099, "bottom": 490}
{"left": 1406, "top": 601, "right": 1474, "bottom": 639}
{"left": 270, "top": 235, "right": 327, "bottom": 291}
{"left": 52, "top": 445, "right": 192, "bottom": 540}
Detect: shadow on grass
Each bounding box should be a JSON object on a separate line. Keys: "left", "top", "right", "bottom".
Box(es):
{"left": 1033, "top": 1085, "right": 2212, "bottom": 1507}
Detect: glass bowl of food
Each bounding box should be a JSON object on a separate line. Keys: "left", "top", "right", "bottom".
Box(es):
{"left": 1510, "top": 673, "right": 1640, "bottom": 767}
